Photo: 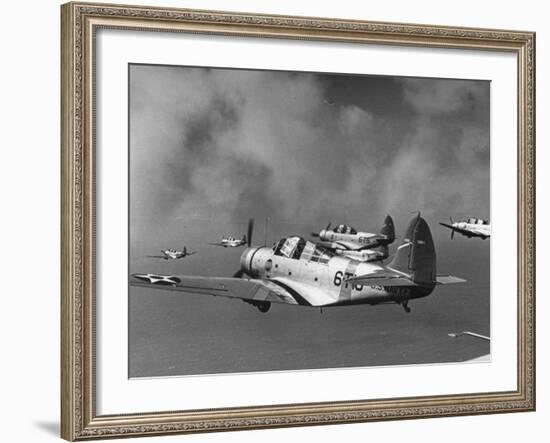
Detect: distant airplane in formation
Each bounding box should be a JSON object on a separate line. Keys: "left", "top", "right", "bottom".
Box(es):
{"left": 448, "top": 331, "right": 490, "bottom": 341}
{"left": 209, "top": 220, "right": 254, "bottom": 248}
{"left": 439, "top": 217, "right": 491, "bottom": 240}
{"left": 311, "top": 215, "right": 395, "bottom": 262}
{"left": 448, "top": 330, "right": 491, "bottom": 363}
{"left": 132, "top": 214, "right": 465, "bottom": 314}
{"left": 147, "top": 247, "right": 197, "bottom": 260}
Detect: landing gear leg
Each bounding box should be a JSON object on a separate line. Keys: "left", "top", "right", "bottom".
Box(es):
{"left": 402, "top": 300, "right": 411, "bottom": 313}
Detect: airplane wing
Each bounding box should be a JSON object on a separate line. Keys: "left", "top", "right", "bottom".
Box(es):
{"left": 436, "top": 275, "right": 467, "bottom": 284}
{"left": 145, "top": 255, "right": 168, "bottom": 259}
{"left": 439, "top": 222, "right": 455, "bottom": 230}
{"left": 345, "top": 270, "right": 416, "bottom": 287}
{"left": 208, "top": 243, "right": 227, "bottom": 247}
{"left": 440, "top": 223, "right": 489, "bottom": 239}
{"left": 130, "top": 273, "right": 300, "bottom": 306}
{"left": 186, "top": 251, "right": 198, "bottom": 256}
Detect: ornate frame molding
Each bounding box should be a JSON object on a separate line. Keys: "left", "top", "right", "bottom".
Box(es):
{"left": 61, "top": 2, "right": 535, "bottom": 440}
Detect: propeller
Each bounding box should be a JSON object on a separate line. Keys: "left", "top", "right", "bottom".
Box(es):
{"left": 247, "top": 218, "right": 254, "bottom": 247}
{"left": 450, "top": 217, "right": 454, "bottom": 240}
{"left": 233, "top": 218, "right": 255, "bottom": 279}
{"left": 311, "top": 221, "right": 331, "bottom": 237}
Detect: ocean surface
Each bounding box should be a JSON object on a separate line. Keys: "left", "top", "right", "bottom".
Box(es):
{"left": 129, "top": 231, "right": 490, "bottom": 377}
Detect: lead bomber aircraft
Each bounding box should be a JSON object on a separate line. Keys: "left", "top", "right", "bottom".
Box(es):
{"left": 131, "top": 215, "right": 465, "bottom": 313}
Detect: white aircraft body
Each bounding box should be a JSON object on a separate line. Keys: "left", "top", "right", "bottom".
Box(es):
{"left": 439, "top": 217, "right": 491, "bottom": 240}
{"left": 210, "top": 236, "right": 247, "bottom": 248}
{"left": 311, "top": 215, "right": 395, "bottom": 262}
{"left": 147, "top": 247, "right": 197, "bottom": 260}
{"left": 209, "top": 221, "right": 253, "bottom": 248}
{"left": 132, "top": 215, "right": 465, "bottom": 313}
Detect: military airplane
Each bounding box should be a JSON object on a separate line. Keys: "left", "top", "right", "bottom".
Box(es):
{"left": 448, "top": 330, "right": 491, "bottom": 362}
{"left": 448, "top": 331, "right": 490, "bottom": 341}
{"left": 147, "top": 247, "right": 197, "bottom": 260}
{"left": 439, "top": 217, "right": 491, "bottom": 240}
{"left": 209, "top": 221, "right": 253, "bottom": 248}
{"left": 331, "top": 247, "right": 389, "bottom": 263}
{"left": 310, "top": 215, "right": 395, "bottom": 262}
{"left": 131, "top": 214, "right": 465, "bottom": 313}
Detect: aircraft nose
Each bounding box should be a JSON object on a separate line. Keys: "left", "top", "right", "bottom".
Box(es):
{"left": 239, "top": 247, "right": 260, "bottom": 276}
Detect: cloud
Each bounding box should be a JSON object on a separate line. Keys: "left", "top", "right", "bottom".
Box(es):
{"left": 130, "top": 66, "right": 490, "bottom": 242}
{"left": 402, "top": 78, "right": 489, "bottom": 117}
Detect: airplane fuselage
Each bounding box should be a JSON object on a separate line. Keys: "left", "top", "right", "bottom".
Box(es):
{"left": 452, "top": 222, "right": 491, "bottom": 238}
{"left": 319, "top": 230, "right": 385, "bottom": 250}
{"left": 162, "top": 249, "right": 186, "bottom": 259}
{"left": 239, "top": 246, "right": 433, "bottom": 307}
{"left": 219, "top": 238, "right": 246, "bottom": 247}
{"left": 334, "top": 248, "right": 386, "bottom": 262}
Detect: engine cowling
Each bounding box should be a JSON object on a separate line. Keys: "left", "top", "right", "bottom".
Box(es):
{"left": 239, "top": 247, "right": 274, "bottom": 277}
{"left": 239, "top": 247, "right": 259, "bottom": 276}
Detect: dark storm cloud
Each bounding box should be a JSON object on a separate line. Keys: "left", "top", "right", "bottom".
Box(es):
{"left": 130, "top": 65, "right": 489, "bottom": 240}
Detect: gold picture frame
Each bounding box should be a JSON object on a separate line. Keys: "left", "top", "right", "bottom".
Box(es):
{"left": 61, "top": 1, "right": 536, "bottom": 440}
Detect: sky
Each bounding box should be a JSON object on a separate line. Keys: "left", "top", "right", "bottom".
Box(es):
{"left": 129, "top": 64, "right": 490, "bottom": 256}
{"left": 128, "top": 64, "right": 491, "bottom": 376}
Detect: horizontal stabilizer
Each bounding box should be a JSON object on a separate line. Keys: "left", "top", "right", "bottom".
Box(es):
{"left": 345, "top": 273, "right": 416, "bottom": 287}
{"left": 436, "top": 275, "right": 467, "bottom": 284}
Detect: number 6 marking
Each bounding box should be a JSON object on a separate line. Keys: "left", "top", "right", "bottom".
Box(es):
{"left": 333, "top": 271, "right": 343, "bottom": 286}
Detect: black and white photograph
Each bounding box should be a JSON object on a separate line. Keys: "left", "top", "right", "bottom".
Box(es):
{"left": 128, "top": 64, "right": 491, "bottom": 378}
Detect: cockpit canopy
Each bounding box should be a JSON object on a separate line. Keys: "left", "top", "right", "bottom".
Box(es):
{"left": 273, "top": 236, "right": 334, "bottom": 263}
{"left": 333, "top": 224, "right": 357, "bottom": 235}
{"left": 466, "top": 217, "right": 489, "bottom": 225}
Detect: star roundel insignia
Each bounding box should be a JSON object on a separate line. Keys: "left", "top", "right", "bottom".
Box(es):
{"left": 135, "top": 273, "right": 181, "bottom": 285}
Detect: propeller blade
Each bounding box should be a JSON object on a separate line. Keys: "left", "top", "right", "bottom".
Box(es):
{"left": 247, "top": 218, "right": 254, "bottom": 247}
{"left": 451, "top": 229, "right": 454, "bottom": 240}
{"left": 311, "top": 232, "right": 319, "bottom": 237}
{"left": 325, "top": 221, "right": 332, "bottom": 231}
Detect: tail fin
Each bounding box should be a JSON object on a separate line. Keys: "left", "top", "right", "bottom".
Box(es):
{"left": 389, "top": 215, "right": 436, "bottom": 285}
{"left": 380, "top": 215, "right": 396, "bottom": 244}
